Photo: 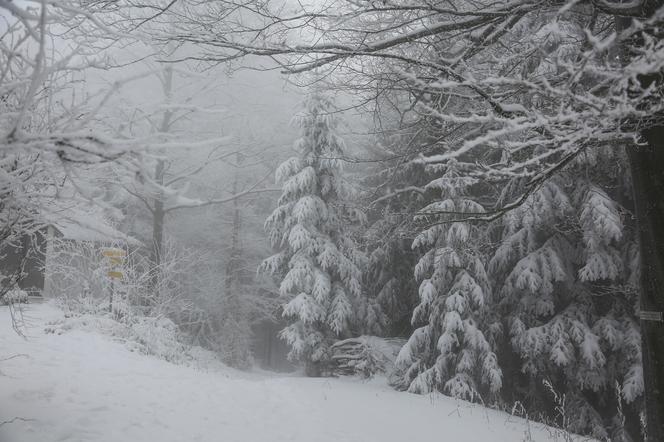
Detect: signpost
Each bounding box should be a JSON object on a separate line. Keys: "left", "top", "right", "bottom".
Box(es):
{"left": 102, "top": 248, "right": 126, "bottom": 258}
{"left": 102, "top": 248, "right": 126, "bottom": 313}
{"left": 640, "top": 310, "right": 663, "bottom": 323}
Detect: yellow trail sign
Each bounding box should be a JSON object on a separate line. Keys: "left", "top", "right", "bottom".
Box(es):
{"left": 107, "top": 271, "right": 124, "bottom": 279}
{"left": 103, "top": 248, "right": 126, "bottom": 258}
{"left": 108, "top": 257, "right": 124, "bottom": 265}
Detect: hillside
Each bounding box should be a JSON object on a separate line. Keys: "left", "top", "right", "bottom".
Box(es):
{"left": 1, "top": 303, "right": 575, "bottom": 442}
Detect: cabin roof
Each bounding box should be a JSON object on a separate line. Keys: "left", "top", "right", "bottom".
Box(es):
{"left": 43, "top": 204, "right": 141, "bottom": 245}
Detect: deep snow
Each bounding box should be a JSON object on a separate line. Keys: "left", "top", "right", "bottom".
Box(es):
{"left": 1, "top": 303, "right": 577, "bottom": 442}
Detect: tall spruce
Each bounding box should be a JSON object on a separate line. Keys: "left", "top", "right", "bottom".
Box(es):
{"left": 394, "top": 160, "right": 502, "bottom": 400}
{"left": 361, "top": 141, "right": 428, "bottom": 338}
{"left": 261, "top": 91, "right": 363, "bottom": 375}
{"left": 489, "top": 147, "right": 643, "bottom": 440}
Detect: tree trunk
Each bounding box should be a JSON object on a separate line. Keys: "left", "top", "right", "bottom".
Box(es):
{"left": 628, "top": 126, "right": 664, "bottom": 442}
{"left": 149, "top": 65, "right": 174, "bottom": 302}
{"left": 615, "top": 6, "right": 663, "bottom": 437}
{"left": 150, "top": 158, "right": 165, "bottom": 300}
{"left": 224, "top": 177, "right": 241, "bottom": 297}
{"left": 221, "top": 176, "right": 251, "bottom": 368}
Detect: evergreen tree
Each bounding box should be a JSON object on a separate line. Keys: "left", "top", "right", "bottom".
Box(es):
{"left": 394, "top": 160, "right": 502, "bottom": 401}
{"left": 361, "top": 234, "right": 418, "bottom": 337}
{"left": 490, "top": 148, "right": 643, "bottom": 440}
{"left": 219, "top": 177, "right": 253, "bottom": 369}
{"left": 261, "top": 91, "right": 363, "bottom": 375}
{"left": 361, "top": 139, "right": 428, "bottom": 338}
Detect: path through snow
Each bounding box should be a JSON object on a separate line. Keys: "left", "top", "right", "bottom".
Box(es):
{"left": 1, "top": 303, "right": 569, "bottom": 442}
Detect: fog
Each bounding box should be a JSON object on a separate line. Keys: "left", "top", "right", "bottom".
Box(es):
{"left": 1, "top": 1, "right": 661, "bottom": 441}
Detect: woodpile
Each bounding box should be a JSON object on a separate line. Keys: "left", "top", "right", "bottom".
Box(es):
{"left": 329, "top": 336, "right": 406, "bottom": 378}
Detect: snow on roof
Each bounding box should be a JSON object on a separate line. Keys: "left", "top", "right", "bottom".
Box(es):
{"left": 43, "top": 204, "right": 140, "bottom": 245}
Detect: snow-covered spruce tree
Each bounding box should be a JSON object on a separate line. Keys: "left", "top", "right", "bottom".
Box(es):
{"left": 393, "top": 160, "right": 502, "bottom": 401}
{"left": 261, "top": 91, "right": 363, "bottom": 375}
{"left": 360, "top": 63, "right": 483, "bottom": 340}
{"left": 489, "top": 147, "right": 642, "bottom": 440}
{"left": 361, "top": 138, "right": 429, "bottom": 338}
{"left": 362, "top": 232, "right": 418, "bottom": 337}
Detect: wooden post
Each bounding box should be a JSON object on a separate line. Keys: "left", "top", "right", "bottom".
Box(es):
{"left": 103, "top": 248, "right": 125, "bottom": 316}
{"left": 109, "top": 278, "right": 114, "bottom": 314}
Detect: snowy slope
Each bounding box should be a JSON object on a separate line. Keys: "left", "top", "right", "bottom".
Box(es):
{"left": 1, "top": 304, "right": 578, "bottom": 442}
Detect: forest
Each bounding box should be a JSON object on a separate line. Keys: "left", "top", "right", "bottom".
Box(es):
{"left": 1, "top": 0, "right": 663, "bottom": 441}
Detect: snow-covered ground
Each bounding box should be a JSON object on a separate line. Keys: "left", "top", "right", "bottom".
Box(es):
{"left": 1, "top": 303, "right": 573, "bottom": 442}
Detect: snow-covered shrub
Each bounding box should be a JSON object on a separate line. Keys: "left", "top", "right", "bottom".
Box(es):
{"left": 50, "top": 235, "right": 204, "bottom": 318}
{"left": 45, "top": 310, "right": 190, "bottom": 364}
{"left": 45, "top": 312, "right": 131, "bottom": 338}
{"left": 0, "top": 288, "right": 28, "bottom": 306}
{"left": 46, "top": 237, "right": 126, "bottom": 307}
{"left": 127, "top": 316, "right": 188, "bottom": 362}
{"left": 47, "top": 239, "right": 203, "bottom": 365}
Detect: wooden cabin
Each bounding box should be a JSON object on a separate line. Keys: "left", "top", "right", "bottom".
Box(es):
{"left": 0, "top": 207, "right": 139, "bottom": 299}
